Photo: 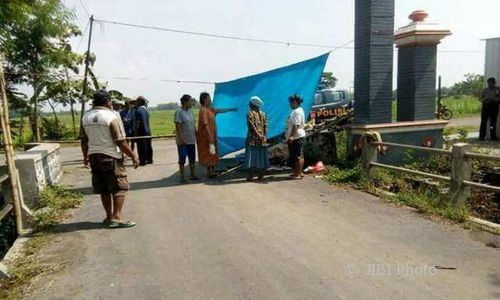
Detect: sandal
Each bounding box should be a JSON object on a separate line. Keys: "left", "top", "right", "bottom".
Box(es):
{"left": 189, "top": 176, "right": 201, "bottom": 181}
{"left": 103, "top": 219, "right": 112, "bottom": 226}
{"left": 108, "top": 220, "right": 136, "bottom": 228}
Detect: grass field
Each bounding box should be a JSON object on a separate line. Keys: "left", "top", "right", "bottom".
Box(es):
{"left": 391, "top": 96, "right": 481, "bottom": 120}
{"left": 19, "top": 109, "right": 199, "bottom": 137}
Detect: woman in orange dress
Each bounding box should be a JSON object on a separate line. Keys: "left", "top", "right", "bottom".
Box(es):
{"left": 197, "top": 92, "right": 237, "bottom": 178}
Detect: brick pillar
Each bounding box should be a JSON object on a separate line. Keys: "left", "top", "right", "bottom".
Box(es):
{"left": 394, "top": 10, "right": 451, "bottom": 122}
{"left": 397, "top": 45, "right": 437, "bottom": 121}
{"left": 354, "top": 0, "right": 395, "bottom": 124}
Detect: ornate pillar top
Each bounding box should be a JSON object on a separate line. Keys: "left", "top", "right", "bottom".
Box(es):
{"left": 394, "top": 10, "right": 451, "bottom": 48}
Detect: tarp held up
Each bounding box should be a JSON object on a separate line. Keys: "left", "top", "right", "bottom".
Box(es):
{"left": 213, "top": 53, "right": 330, "bottom": 156}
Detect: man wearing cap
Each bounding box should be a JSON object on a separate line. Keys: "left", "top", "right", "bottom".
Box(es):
{"left": 480, "top": 77, "right": 500, "bottom": 140}
{"left": 81, "top": 90, "right": 139, "bottom": 228}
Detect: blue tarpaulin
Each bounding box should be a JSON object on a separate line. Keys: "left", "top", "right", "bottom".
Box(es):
{"left": 213, "top": 53, "right": 330, "bottom": 156}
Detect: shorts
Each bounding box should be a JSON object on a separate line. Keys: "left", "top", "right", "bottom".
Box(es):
{"left": 288, "top": 137, "right": 305, "bottom": 166}
{"left": 89, "top": 154, "right": 129, "bottom": 196}
{"left": 177, "top": 144, "right": 196, "bottom": 165}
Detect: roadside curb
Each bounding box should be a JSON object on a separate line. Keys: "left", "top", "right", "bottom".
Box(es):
{"left": 470, "top": 217, "right": 500, "bottom": 234}
{"left": 0, "top": 234, "right": 32, "bottom": 279}
{"left": 0, "top": 261, "right": 8, "bottom": 279}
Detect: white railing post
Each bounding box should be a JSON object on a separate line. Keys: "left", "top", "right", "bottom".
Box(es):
{"left": 450, "top": 143, "right": 472, "bottom": 204}
{"left": 361, "top": 134, "right": 378, "bottom": 179}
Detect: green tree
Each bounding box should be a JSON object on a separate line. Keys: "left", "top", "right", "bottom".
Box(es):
{"left": 448, "top": 73, "right": 484, "bottom": 98}
{"left": 1, "top": 0, "right": 82, "bottom": 141}
{"left": 317, "top": 72, "right": 338, "bottom": 90}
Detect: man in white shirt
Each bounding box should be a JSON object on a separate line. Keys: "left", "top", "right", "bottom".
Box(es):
{"left": 285, "top": 95, "right": 307, "bottom": 179}
{"left": 81, "top": 90, "right": 139, "bottom": 228}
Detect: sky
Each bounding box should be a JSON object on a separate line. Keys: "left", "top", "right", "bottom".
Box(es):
{"left": 63, "top": 0, "right": 500, "bottom": 106}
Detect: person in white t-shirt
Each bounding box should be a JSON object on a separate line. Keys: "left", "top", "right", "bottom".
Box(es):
{"left": 81, "top": 90, "right": 139, "bottom": 228}
{"left": 285, "top": 95, "right": 306, "bottom": 179}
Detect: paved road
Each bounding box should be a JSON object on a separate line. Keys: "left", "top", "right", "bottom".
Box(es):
{"left": 29, "top": 140, "right": 499, "bottom": 300}
{"left": 447, "top": 116, "right": 479, "bottom": 129}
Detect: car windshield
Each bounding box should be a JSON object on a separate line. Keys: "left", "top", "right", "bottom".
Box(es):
{"left": 313, "top": 93, "right": 323, "bottom": 105}
{"left": 323, "top": 90, "right": 342, "bottom": 103}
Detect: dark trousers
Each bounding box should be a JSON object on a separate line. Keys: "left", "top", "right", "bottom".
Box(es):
{"left": 137, "top": 138, "right": 153, "bottom": 164}
{"left": 479, "top": 103, "right": 499, "bottom": 140}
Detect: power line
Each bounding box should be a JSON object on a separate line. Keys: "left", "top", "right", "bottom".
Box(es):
{"left": 79, "top": 0, "right": 91, "bottom": 18}
{"left": 93, "top": 18, "right": 482, "bottom": 54}
{"left": 76, "top": 20, "right": 90, "bottom": 51}
{"left": 5, "top": 71, "right": 215, "bottom": 85}
{"left": 94, "top": 18, "right": 355, "bottom": 50}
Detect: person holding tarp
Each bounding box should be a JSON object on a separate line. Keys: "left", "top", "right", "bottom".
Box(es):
{"left": 245, "top": 96, "right": 269, "bottom": 181}
{"left": 286, "top": 95, "right": 306, "bottom": 180}
{"left": 197, "top": 92, "right": 237, "bottom": 178}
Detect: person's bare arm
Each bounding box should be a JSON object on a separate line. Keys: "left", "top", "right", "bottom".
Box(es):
{"left": 110, "top": 119, "right": 139, "bottom": 168}
{"left": 214, "top": 108, "right": 238, "bottom": 114}
{"left": 175, "top": 122, "right": 186, "bottom": 144}
{"left": 116, "top": 140, "right": 139, "bottom": 168}
{"left": 79, "top": 125, "right": 89, "bottom": 167}
{"left": 200, "top": 111, "right": 214, "bottom": 143}
{"left": 81, "top": 137, "right": 89, "bottom": 167}
{"left": 287, "top": 125, "right": 299, "bottom": 144}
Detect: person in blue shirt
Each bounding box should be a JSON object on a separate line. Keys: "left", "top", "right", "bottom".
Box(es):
{"left": 134, "top": 96, "right": 153, "bottom": 165}
{"left": 120, "top": 100, "right": 136, "bottom": 152}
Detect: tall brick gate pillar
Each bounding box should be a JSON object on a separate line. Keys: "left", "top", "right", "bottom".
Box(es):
{"left": 347, "top": 8, "right": 452, "bottom": 165}
{"left": 394, "top": 10, "right": 451, "bottom": 121}
{"left": 354, "top": 0, "right": 395, "bottom": 124}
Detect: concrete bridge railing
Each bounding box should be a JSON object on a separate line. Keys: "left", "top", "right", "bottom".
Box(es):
{"left": 361, "top": 133, "right": 500, "bottom": 204}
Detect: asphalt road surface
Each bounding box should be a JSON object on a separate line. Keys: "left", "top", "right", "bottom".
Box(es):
{"left": 28, "top": 140, "right": 499, "bottom": 300}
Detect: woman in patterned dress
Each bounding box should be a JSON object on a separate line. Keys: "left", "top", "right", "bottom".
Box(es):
{"left": 245, "top": 96, "right": 269, "bottom": 181}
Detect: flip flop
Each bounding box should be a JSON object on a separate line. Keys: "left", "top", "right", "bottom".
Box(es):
{"left": 108, "top": 220, "right": 136, "bottom": 228}
{"left": 189, "top": 176, "right": 201, "bottom": 181}
{"left": 102, "top": 219, "right": 112, "bottom": 226}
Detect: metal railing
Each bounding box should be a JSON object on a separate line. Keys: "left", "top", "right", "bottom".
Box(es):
{"left": 361, "top": 133, "right": 500, "bottom": 204}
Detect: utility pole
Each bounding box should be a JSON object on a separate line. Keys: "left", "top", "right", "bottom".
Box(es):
{"left": 80, "top": 15, "right": 94, "bottom": 119}
{"left": 0, "top": 55, "right": 24, "bottom": 234}
{"left": 438, "top": 76, "right": 442, "bottom": 103}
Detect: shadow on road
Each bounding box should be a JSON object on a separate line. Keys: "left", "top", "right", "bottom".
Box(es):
{"left": 50, "top": 221, "right": 106, "bottom": 233}
{"left": 488, "top": 272, "right": 500, "bottom": 298}
{"left": 205, "top": 167, "right": 294, "bottom": 186}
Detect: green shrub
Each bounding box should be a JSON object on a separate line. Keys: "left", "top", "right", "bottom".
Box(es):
{"left": 38, "top": 185, "right": 82, "bottom": 210}
{"left": 442, "top": 96, "right": 481, "bottom": 118}
{"left": 325, "top": 165, "right": 362, "bottom": 184}
{"left": 324, "top": 151, "right": 471, "bottom": 224}
{"left": 32, "top": 185, "right": 82, "bottom": 232}
{"left": 41, "top": 118, "right": 73, "bottom": 140}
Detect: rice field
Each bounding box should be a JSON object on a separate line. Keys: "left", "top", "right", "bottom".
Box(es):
{"left": 392, "top": 96, "right": 481, "bottom": 120}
